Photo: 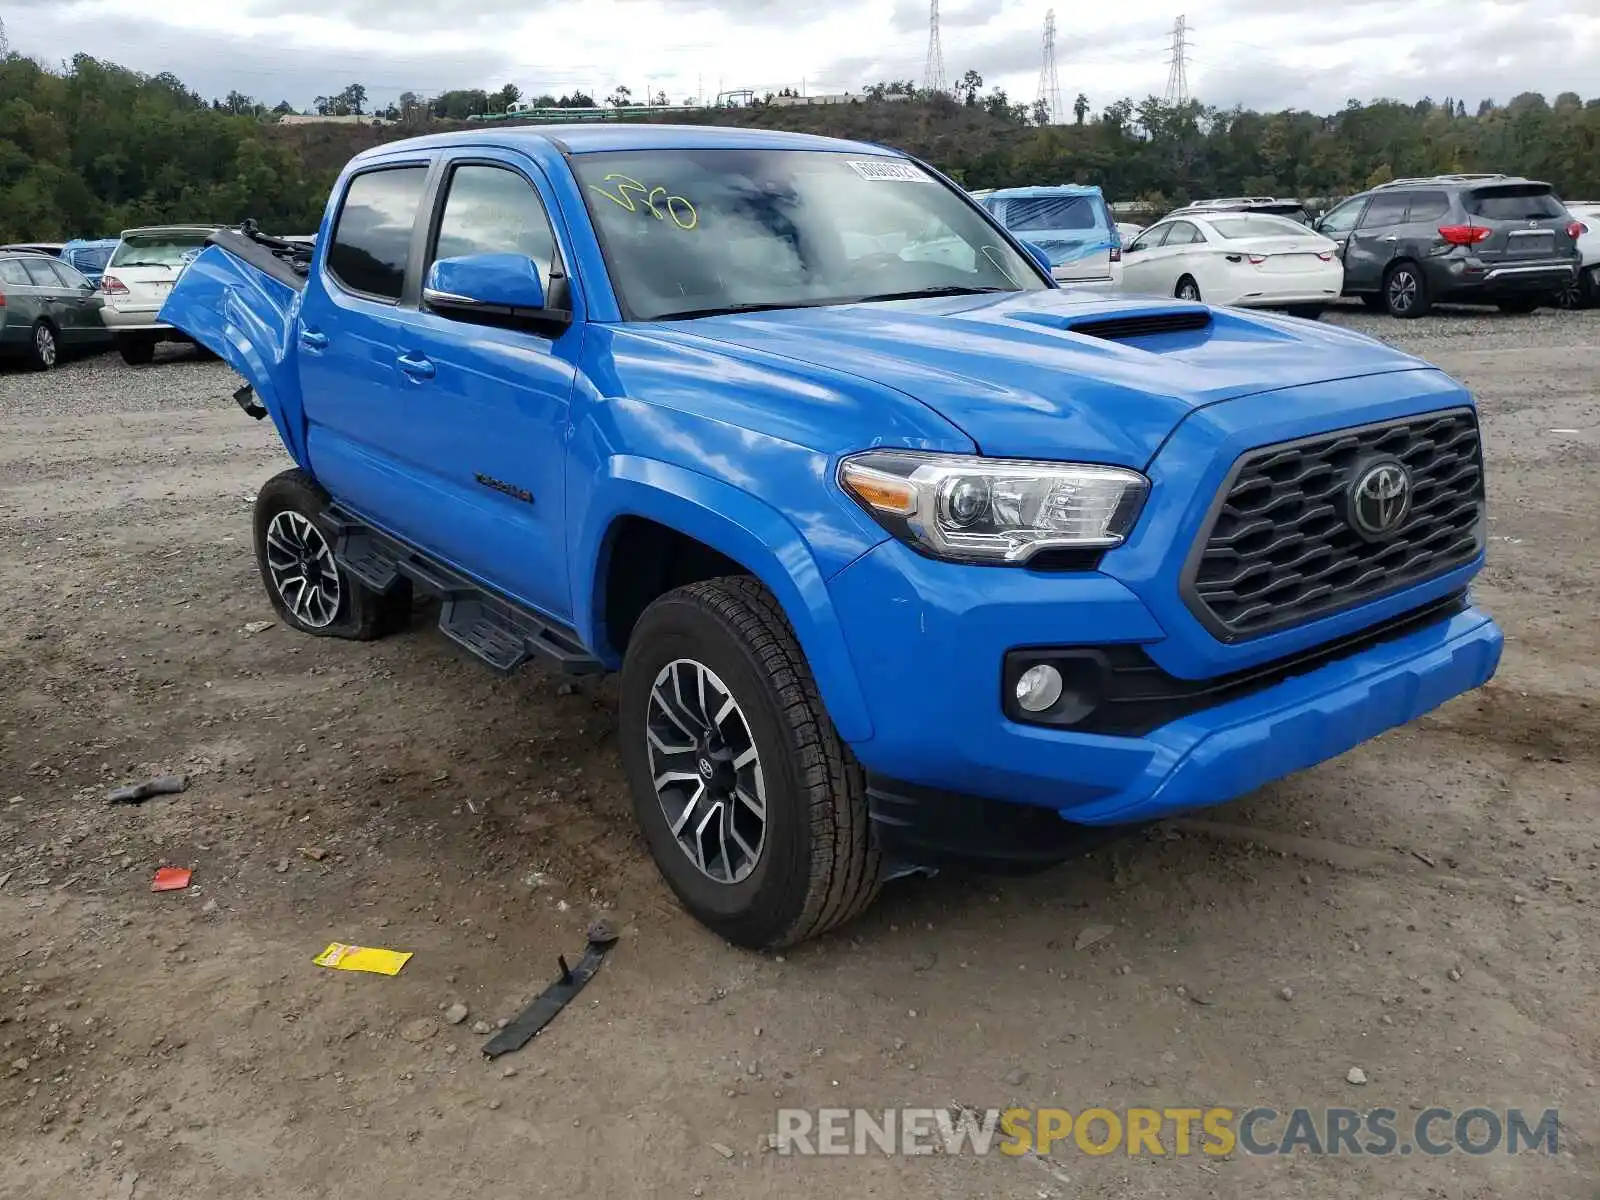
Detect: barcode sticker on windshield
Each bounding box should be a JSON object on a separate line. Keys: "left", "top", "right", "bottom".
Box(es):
{"left": 846, "top": 160, "right": 931, "bottom": 182}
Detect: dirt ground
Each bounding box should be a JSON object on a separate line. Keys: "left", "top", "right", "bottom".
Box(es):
{"left": 1, "top": 307, "right": 1596, "bottom": 1199}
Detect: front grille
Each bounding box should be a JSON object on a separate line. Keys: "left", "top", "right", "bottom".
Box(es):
{"left": 1183, "top": 408, "right": 1485, "bottom": 641}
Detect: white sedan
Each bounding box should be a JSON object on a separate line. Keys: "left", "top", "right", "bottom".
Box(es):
{"left": 1119, "top": 212, "right": 1343, "bottom": 316}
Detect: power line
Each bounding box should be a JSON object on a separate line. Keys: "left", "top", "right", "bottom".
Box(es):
{"left": 1163, "top": 14, "right": 1190, "bottom": 108}
{"left": 1036, "top": 8, "right": 1062, "bottom": 124}
{"left": 924, "top": 0, "right": 946, "bottom": 95}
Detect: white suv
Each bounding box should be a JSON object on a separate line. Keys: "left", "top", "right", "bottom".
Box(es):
{"left": 98, "top": 225, "right": 224, "bottom": 364}
{"left": 1560, "top": 201, "right": 1599, "bottom": 308}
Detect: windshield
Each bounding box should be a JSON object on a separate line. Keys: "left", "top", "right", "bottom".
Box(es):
{"left": 110, "top": 233, "right": 211, "bottom": 268}
{"left": 1207, "top": 214, "right": 1317, "bottom": 239}
{"left": 571, "top": 149, "right": 1045, "bottom": 320}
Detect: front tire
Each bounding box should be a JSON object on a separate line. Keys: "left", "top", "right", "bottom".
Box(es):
{"left": 252, "top": 468, "right": 409, "bottom": 640}
{"left": 1359, "top": 293, "right": 1386, "bottom": 311}
{"left": 619, "top": 577, "right": 882, "bottom": 949}
{"left": 1383, "top": 262, "right": 1430, "bottom": 318}
{"left": 26, "top": 322, "right": 58, "bottom": 371}
{"left": 1175, "top": 275, "right": 1201, "bottom": 302}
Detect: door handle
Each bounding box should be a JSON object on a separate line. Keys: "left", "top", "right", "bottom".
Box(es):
{"left": 397, "top": 353, "right": 435, "bottom": 380}
{"left": 300, "top": 329, "right": 329, "bottom": 350}
{"left": 1382, "top": 236, "right": 1399, "bottom": 243}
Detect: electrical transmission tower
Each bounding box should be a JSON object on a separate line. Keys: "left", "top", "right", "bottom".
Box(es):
{"left": 1163, "top": 14, "right": 1190, "bottom": 107}
{"left": 1036, "top": 9, "right": 1062, "bottom": 124}
{"left": 924, "top": 0, "right": 947, "bottom": 95}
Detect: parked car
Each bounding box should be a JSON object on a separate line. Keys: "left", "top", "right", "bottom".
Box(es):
{"left": 1313, "top": 175, "right": 1581, "bottom": 317}
{"left": 975, "top": 185, "right": 1122, "bottom": 290}
{"left": 1115, "top": 221, "right": 1144, "bottom": 248}
{"left": 59, "top": 237, "right": 121, "bottom": 287}
{"left": 0, "top": 249, "right": 111, "bottom": 370}
{"left": 98, "top": 224, "right": 225, "bottom": 363}
{"left": 1556, "top": 200, "right": 1599, "bottom": 309}
{"left": 1119, "top": 211, "right": 1342, "bottom": 316}
{"left": 1163, "top": 198, "right": 1314, "bottom": 226}
{"left": 158, "top": 125, "right": 1502, "bottom": 947}
{"left": 0, "top": 242, "right": 67, "bottom": 257}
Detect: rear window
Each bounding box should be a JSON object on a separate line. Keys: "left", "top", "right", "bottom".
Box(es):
{"left": 1466, "top": 186, "right": 1564, "bottom": 220}
{"left": 110, "top": 233, "right": 212, "bottom": 268}
{"left": 0, "top": 259, "right": 31, "bottom": 286}
{"left": 70, "top": 246, "right": 114, "bottom": 272}
{"left": 1207, "top": 214, "right": 1314, "bottom": 239}
{"left": 1004, "top": 196, "right": 1103, "bottom": 232}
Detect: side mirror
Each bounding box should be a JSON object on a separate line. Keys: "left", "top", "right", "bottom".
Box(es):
{"left": 1019, "top": 240, "right": 1054, "bottom": 274}
{"left": 423, "top": 253, "right": 568, "bottom": 327}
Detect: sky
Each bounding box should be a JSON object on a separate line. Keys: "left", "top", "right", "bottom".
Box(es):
{"left": 6, "top": 0, "right": 1599, "bottom": 118}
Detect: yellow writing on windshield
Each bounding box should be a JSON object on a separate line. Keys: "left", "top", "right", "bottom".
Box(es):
{"left": 589, "top": 174, "right": 698, "bottom": 230}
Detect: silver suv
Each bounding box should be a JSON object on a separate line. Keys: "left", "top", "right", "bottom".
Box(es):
{"left": 1313, "top": 174, "right": 1581, "bottom": 317}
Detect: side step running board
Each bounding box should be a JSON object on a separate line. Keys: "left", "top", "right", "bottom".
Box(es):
{"left": 322, "top": 507, "right": 602, "bottom": 678}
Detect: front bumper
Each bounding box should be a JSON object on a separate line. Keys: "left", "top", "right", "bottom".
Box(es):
{"left": 829, "top": 542, "right": 1501, "bottom": 830}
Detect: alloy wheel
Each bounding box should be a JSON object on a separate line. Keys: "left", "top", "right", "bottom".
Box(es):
{"left": 263, "top": 511, "right": 341, "bottom": 628}
{"left": 644, "top": 658, "right": 767, "bottom": 884}
{"left": 1177, "top": 279, "right": 1201, "bottom": 301}
{"left": 35, "top": 325, "right": 56, "bottom": 367}
{"left": 1388, "top": 270, "right": 1418, "bottom": 314}
{"left": 1554, "top": 275, "right": 1583, "bottom": 309}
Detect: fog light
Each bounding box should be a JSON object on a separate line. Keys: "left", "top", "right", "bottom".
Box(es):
{"left": 1015, "top": 664, "right": 1063, "bottom": 713}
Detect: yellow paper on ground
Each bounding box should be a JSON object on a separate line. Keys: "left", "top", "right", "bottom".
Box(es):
{"left": 313, "top": 942, "right": 412, "bottom": 976}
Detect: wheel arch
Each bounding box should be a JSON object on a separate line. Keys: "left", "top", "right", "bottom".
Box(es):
{"left": 575, "top": 457, "right": 876, "bottom": 743}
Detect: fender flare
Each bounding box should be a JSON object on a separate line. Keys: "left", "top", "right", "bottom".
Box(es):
{"left": 573, "top": 456, "right": 876, "bottom": 744}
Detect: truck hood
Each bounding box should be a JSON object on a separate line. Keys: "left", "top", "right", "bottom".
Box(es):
{"left": 652, "top": 290, "right": 1431, "bottom": 466}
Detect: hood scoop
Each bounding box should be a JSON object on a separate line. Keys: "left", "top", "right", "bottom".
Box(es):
{"left": 1066, "top": 308, "right": 1213, "bottom": 341}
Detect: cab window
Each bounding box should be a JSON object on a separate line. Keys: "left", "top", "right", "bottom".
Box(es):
{"left": 430, "top": 164, "right": 560, "bottom": 292}
{"left": 327, "top": 166, "right": 430, "bottom": 301}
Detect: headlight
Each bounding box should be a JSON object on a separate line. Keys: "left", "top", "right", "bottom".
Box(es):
{"left": 838, "top": 450, "right": 1149, "bottom": 565}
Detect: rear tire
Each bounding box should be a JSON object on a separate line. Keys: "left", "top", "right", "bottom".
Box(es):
{"left": 1382, "top": 263, "right": 1430, "bottom": 318}
{"left": 117, "top": 336, "right": 156, "bottom": 366}
{"left": 619, "top": 577, "right": 882, "bottom": 949}
{"left": 252, "top": 468, "right": 410, "bottom": 640}
{"left": 25, "top": 322, "right": 58, "bottom": 371}
{"left": 1175, "top": 275, "right": 1202, "bottom": 302}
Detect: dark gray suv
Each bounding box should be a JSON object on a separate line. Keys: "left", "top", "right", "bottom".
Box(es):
{"left": 1314, "top": 174, "right": 1582, "bottom": 317}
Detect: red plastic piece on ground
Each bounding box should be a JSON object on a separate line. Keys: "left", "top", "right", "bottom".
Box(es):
{"left": 151, "top": 867, "right": 192, "bottom": 892}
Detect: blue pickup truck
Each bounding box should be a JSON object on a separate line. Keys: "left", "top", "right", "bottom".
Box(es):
{"left": 160, "top": 125, "right": 1502, "bottom": 948}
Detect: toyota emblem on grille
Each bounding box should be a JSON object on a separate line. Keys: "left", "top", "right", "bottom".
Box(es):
{"left": 1348, "top": 460, "right": 1412, "bottom": 539}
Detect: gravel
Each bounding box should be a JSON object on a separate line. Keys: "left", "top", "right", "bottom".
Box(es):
{"left": 0, "top": 344, "right": 240, "bottom": 420}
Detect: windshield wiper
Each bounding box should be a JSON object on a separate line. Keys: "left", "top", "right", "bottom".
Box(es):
{"left": 847, "top": 285, "right": 1013, "bottom": 303}
{"left": 651, "top": 298, "right": 841, "bottom": 321}
{"left": 650, "top": 286, "right": 1012, "bottom": 322}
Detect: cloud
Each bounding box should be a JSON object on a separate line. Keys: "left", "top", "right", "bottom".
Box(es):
{"left": 5, "top": 0, "right": 1597, "bottom": 116}
{"left": 889, "top": 0, "right": 1007, "bottom": 34}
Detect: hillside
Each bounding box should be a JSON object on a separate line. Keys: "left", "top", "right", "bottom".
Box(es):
{"left": 4, "top": 51, "right": 1598, "bottom": 244}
